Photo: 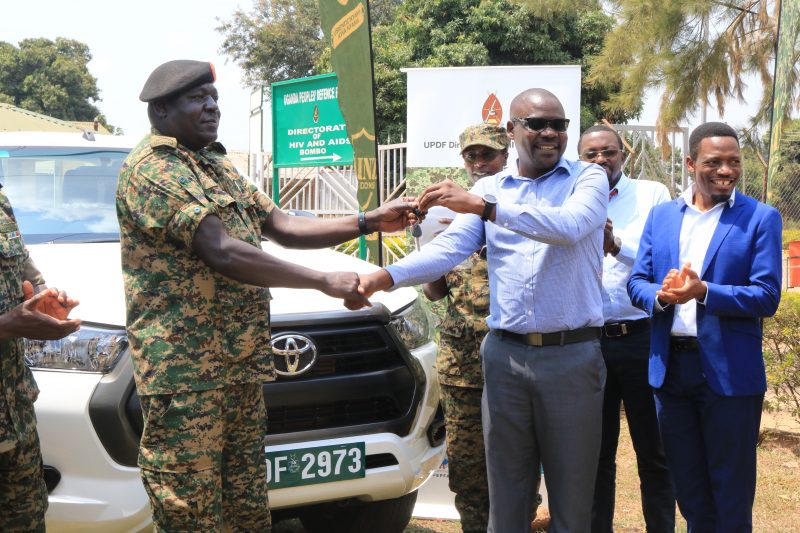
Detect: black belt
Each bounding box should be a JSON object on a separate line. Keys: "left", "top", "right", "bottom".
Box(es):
{"left": 493, "top": 327, "right": 601, "bottom": 347}
{"left": 602, "top": 318, "right": 650, "bottom": 338}
{"left": 670, "top": 336, "right": 699, "bottom": 352}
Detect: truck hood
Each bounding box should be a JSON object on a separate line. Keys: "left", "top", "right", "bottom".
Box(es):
{"left": 27, "top": 241, "right": 417, "bottom": 327}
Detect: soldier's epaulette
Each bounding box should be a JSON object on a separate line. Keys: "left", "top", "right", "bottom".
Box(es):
{"left": 150, "top": 135, "right": 178, "bottom": 150}
{"left": 207, "top": 141, "right": 227, "bottom": 155}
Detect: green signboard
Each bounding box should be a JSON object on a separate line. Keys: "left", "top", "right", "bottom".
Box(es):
{"left": 271, "top": 73, "right": 354, "bottom": 169}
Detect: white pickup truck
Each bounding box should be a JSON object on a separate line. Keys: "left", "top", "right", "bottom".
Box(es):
{"left": 0, "top": 131, "right": 445, "bottom": 533}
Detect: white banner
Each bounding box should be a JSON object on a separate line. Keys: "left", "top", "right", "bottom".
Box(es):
{"left": 403, "top": 66, "right": 582, "bottom": 167}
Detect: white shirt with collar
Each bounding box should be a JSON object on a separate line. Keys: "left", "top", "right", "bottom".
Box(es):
{"left": 670, "top": 184, "right": 737, "bottom": 336}
{"left": 603, "top": 174, "right": 671, "bottom": 323}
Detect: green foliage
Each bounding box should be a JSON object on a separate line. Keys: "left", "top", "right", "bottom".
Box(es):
{"left": 217, "top": 0, "right": 325, "bottom": 89}
{"left": 763, "top": 292, "right": 800, "bottom": 422}
{"left": 739, "top": 126, "right": 769, "bottom": 202}
{"left": 373, "top": 0, "right": 630, "bottom": 139}
{"left": 739, "top": 119, "right": 800, "bottom": 222}
{"left": 783, "top": 228, "right": 800, "bottom": 249}
{"left": 589, "top": 1, "right": 795, "bottom": 142}
{"left": 0, "top": 37, "right": 109, "bottom": 125}
{"left": 768, "top": 120, "right": 800, "bottom": 225}
{"left": 218, "top": 0, "right": 633, "bottom": 143}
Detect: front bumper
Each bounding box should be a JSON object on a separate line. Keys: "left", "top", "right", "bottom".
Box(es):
{"left": 34, "top": 340, "right": 443, "bottom": 531}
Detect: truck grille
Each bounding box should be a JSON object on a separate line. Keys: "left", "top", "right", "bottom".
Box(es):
{"left": 264, "top": 322, "right": 418, "bottom": 438}
{"left": 266, "top": 397, "right": 401, "bottom": 434}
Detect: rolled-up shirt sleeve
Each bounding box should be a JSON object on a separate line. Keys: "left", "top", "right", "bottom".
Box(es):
{"left": 250, "top": 183, "right": 276, "bottom": 226}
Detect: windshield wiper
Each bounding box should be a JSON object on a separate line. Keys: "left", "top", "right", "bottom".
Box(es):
{"left": 40, "top": 233, "right": 120, "bottom": 244}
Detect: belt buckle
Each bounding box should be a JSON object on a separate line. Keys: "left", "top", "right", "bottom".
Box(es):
{"left": 603, "top": 323, "right": 628, "bottom": 338}
{"left": 525, "top": 332, "right": 543, "bottom": 346}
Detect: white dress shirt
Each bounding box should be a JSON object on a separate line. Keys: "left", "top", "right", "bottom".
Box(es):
{"left": 603, "top": 174, "right": 671, "bottom": 323}
{"left": 671, "top": 185, "right": 737, "bottom": 336}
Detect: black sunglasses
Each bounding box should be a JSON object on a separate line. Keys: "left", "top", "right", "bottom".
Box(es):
{"left": 580, "top": 148, "right": 624, "bottom": 161}
{"left": 462, "top": 148, "right": 504, "bottom": 163}
{"left": 511, "top": 117, "right": 570, "bottom": 133}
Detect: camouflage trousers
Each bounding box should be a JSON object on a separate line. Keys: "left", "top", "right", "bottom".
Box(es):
{"left": 440, "top": 383, "right": 489, "bottom": 533}
{"left": 138, "top": 382, "right": 270, "bottom": 533}
{"left": 0, "top": 392, "right": 47, "bottom": 533}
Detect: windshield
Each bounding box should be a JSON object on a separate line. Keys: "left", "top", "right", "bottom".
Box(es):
{"left": 0, "top": 146, "right": 129, "bottom": 244}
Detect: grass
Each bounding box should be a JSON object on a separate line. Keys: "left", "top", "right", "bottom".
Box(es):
{"left": 588, "top": 414, "right": 800, "bottom": 533}
{"left": 275, "top": 414, "right": 800, "bottom": 532}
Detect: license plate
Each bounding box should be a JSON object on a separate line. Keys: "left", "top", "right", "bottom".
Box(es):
{"left": 265, "top": 442, "right": 366, "bottom": 489}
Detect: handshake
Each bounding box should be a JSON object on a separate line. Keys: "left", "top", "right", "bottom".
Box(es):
{"left": 318, "top": 270, "right": 395, "bottom": 311}
{"left": 325, "top": 179, "right": 483, "bottom": 310}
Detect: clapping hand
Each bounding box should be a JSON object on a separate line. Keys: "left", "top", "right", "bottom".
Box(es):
{"left": 0, "top": 281, "right": 81, "bottom": 341}
{"left": 24, "top": 281, "right": 79, "bottom": 320}
{"left": 656, "top": 262, "right": 707, "bottom": 305}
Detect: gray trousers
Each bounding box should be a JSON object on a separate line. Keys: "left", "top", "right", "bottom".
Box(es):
{"left": 482, "top": 331, "right": 605, "bottom": 533}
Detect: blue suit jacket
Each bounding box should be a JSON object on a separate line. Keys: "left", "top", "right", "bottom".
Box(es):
{"left": 627, "top": 192, "right": 782, "bottom": 396}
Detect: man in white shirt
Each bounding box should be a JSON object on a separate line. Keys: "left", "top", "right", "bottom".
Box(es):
{"left": 628, "top": 122, "right": 782, "bottom": 531}
{"left": 579, "top": 125, "right": 675, "bottom": 533}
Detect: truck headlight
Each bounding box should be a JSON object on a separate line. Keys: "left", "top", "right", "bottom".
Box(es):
{"left": 24, "top": 324, "right": 128, "bottom": 373}
{"left": 389, "top": 298, "right": 435, "bottom": 350}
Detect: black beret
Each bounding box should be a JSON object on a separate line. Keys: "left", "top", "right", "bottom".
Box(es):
{"left": 139, "top": 60, "right": 216, "bottom": 102}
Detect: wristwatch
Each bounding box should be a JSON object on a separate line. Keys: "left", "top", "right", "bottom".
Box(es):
{"left": 481, "top": 194, "right": 497, "bottom": 222}
{"left": 611, "top": 236, "right": 622, "bottom": 256}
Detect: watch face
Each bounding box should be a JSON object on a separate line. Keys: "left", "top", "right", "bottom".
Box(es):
{"left": 484, "top": 194, "right": 497, "bottom": 204}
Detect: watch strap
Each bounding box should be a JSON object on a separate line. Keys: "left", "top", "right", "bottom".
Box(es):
{"left": 481, "top": 198, "right": 495, "bottom": 222}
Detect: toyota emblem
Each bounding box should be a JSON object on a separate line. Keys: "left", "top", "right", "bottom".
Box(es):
{"left": 270, "top": 332, "right": 318, "bottom": 377}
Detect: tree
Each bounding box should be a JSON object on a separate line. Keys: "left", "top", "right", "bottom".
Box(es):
{"left": 588, "top": 1, "right": 798, "bottom": 143}
{"left": 371, "top": 0, "right": 630, "bottom": 139}
{"left": 218, "top": 0, "right": 325, "bottom": 88}
{"left": 767, "top": 118, "right": 800, "bottom": 223}
{"left": 0, "top": 38, "right": 112, "bottom": 129}
{"left": 218, "top": 0, "right": 632, "bottom": 143}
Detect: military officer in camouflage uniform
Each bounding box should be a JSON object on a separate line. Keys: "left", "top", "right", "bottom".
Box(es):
{"left": 117, "top": 60, "right": 417, "bottom": 532}
{"left": 421, "top": 124, "right": 509, "bottom": 533}
{"left": 0, "top": 186, "right": 81, "bottom": 532}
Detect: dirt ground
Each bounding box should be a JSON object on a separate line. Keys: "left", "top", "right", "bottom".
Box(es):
{"left": 275, "top": 410, "right": 800, "bottom": 532}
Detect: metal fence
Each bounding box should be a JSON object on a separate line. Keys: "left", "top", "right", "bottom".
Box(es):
{"left": 610, "top": 124, "right": 689, "bottom": 198}
{"left": 255, "top": 143, "right": 410, "bottom": 265}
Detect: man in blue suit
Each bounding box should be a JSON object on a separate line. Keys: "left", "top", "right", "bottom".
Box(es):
{"left": 628, "top": 122, "right": 782, "bottom": 532}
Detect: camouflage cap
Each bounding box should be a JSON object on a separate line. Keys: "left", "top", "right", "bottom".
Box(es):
{"left": 459, "top": 124, "right": 510, "bottom": 154}
{"left": 139, "top": 60, "right": 216, "bottom": 102}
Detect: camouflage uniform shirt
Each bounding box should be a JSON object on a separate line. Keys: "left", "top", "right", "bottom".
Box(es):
{"left": 116, "top": 132, "right": 276, "bottom": 395}
{"left": 437, "top": 252, "right": 490, "bottom": 389}
{"left": 0, "top": 187, "right": 45, "bottom": 453}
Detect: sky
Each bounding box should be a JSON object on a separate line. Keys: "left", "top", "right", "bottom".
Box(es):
{"left": 3, "top": 0, "right": 766, "bottom": 153}
{"left": 4, "top": 0, "right": 254, "bottom": 150}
